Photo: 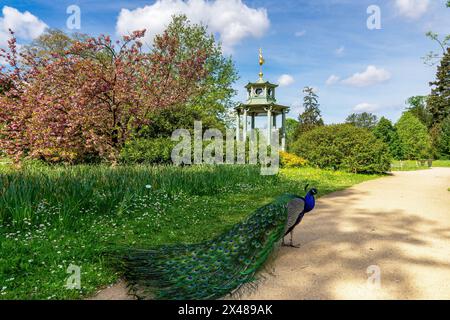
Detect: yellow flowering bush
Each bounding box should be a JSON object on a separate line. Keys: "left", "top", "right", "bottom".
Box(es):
{"left": 280, "top": 151, "right": 308, "bottom": 168}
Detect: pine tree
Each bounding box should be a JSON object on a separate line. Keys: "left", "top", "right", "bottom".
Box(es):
{"left": 438, "top": 116, "right": 450, "bottom": 158}
{"left": 428, "top": 48, "right": 450, "bottom": 126}
{"left": 427, "top": 48, "right": 450, "bottom": 158}
{"left": 296, "top": 87, "right": 324, "bottom": 137}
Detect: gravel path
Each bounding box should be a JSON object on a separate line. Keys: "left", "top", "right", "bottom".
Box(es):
{"left": 91, "top": 168, "right": 450, "bottom": 300}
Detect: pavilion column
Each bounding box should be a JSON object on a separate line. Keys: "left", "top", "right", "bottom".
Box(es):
{"left": 251, "top": 113, "right": 256, "bottom": 130}
{"left": 266, "top": 107, "right": 272, "bottom": 143}
{"left": 243, "top": 108, "right": 248, "bottom": 142}
{"left": 273, "top": 114, "right": 277, "bottom": 129}
{"left": 236, "top": 110, "right": 241, "bottom": 141}
{"left": 282, "top": 110, "right": 287, "bottom": 151}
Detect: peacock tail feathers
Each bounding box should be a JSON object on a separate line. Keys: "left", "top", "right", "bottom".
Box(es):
{"left": 110, "top": 194, "right": 305, "bottom": 300}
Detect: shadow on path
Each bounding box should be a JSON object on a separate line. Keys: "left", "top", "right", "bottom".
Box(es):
{"left": 243, "top": 169, "right": 450, "bottom": 300}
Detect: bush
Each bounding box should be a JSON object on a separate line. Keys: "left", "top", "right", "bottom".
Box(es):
{"left": 292, "top": 124, "right": 391, "bottom": 173}
{"left": 396, "top": 112, "right": 431, "bottom": 160}
{"left": 373, "top": 117, "right": 404, "bottom": 160}
{"left": 280, "top": 151, "right": 308, "bottom": 168}
{"left": 120, "top": 138, "right": 176, "bottom": 164}
{"left": 430, "top": 115, "right": 450, "bottom": 160}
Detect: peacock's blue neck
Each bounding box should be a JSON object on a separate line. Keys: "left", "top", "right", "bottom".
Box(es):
{"left": 304, "top": 192, "right": 316, "bottom": 213}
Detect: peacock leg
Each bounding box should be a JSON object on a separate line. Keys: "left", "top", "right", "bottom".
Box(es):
{"left": 289, "top": 232, "right": 301, "bottom": 248}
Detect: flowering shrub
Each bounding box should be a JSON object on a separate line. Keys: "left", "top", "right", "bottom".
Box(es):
{"left": 0, "top": 26, "right": 208, "bottom": 163}
{"left": 280, "top": 151, "right": 308, "bottom": 168}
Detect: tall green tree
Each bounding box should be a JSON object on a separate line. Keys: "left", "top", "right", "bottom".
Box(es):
{"left": 406, "top": 96, "right": 432, "bottom": 128}
{"left": 421, "top": 1, "right": 449, "bottom": 159}
{"left": 439, "top": 115, "right": 450, "bottom": 158}
{"left": 396, "top": 112, "right": 432, "bottom": 160}
{"left": 427, "top": 48, "right": 450, "bottom": 158}
{"left": 136, "top": 15, "right": 238, "bottom": 138}
{"left": 25, "top": 29, "right": 82, "bottom": 59}
{"left": 345, "top": 112, "right": 378, "bottom": 130}
{"left": 373, "top": 117, "right": 403, "bottom": 159}
{"left": 428, "top": 48, "right": 450, "bottom": 126}
{"left": 295, "top": 87, "right": 324, "bottom": 137}
{"left": 430, "top": 115, "right": 450, "bottom": 159}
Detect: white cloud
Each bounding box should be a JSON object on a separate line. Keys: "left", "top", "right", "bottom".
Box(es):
{"left": 335, "top": 46, "right": 345, "bottom": 56}
{"left": 0, "top": 6, "right": 47, "bottom": 46}
{"left": 278, "top": 74, "right": 295, "bottom": 87}
{"left": 394, "top": 0, "right": 430, "bottom": 19}
{"left": 294, "top": 30, "right": 306, "bottom": 37}
{"left": 116, "top": 0, "right": 270, "bottom": 53}
{"left": 326, "top": 74, "right": 340, "bottom": 86}
{"left": 342, "top": 65, "right": 391, "bottom": 87}
{"left": 290, "top": 100, "right": 304, "bottom": 116}
{"left": 353, "top": 103, "right": 380, "bottom": 113}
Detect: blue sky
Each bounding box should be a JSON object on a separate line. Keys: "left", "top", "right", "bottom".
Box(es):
{"left": 0, "top": 0, "right": 449, "bottom": 124}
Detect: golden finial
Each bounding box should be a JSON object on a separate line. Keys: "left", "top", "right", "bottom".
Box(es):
{"left": 259, "top": 48, "right": 265, "bottom": 79}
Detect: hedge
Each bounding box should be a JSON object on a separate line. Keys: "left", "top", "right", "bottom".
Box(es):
{"left": 291, "top": 124, "right": 391, "bottom": 174}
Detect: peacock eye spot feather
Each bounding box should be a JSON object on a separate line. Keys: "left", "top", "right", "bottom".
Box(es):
{"left": 116, "top": 194, "right": 312, "bottom": 300}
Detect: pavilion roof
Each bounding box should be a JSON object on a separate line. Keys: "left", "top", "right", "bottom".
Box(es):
{"left": 235, "top": 103, "right": 290, "bottom": 115}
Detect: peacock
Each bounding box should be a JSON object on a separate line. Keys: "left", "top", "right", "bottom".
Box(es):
{"left": 111, "top": 187, "right": 318, "bottom": 300}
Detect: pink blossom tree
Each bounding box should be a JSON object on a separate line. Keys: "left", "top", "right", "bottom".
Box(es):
{"left": 0, "top": 27, "right": 208, "bottom": 163}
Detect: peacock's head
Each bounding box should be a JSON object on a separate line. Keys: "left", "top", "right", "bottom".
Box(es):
{"left": 304, "top": 187, "right": 318, "bottom": 213}
{"left": 304, "top": 184, "right": 318, "bottom": 196}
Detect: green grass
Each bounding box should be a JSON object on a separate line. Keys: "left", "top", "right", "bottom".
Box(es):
{"left": 391, "top": 160, "right": 450, "bottom": 171}
{"left": 391, "top": 160, "right": 431, "bottom": 171}
{"left": 0, "top": 163, "right": 379, "bottom": 299}
{"left": 433, "top": 160, "right": 450, "bottom": 168}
